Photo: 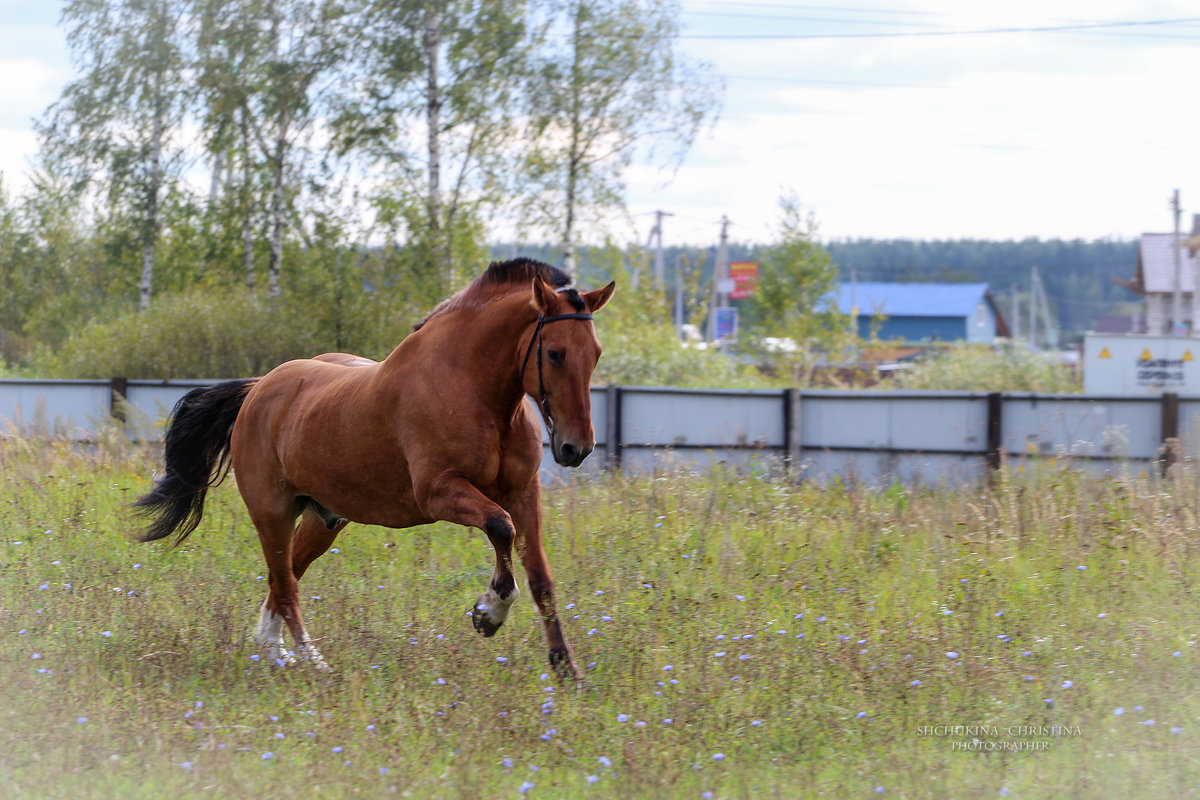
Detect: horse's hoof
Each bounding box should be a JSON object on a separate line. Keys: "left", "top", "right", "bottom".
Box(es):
{"left": 549, "top": 650, "right": 581, "bottom": 685}
{"left": 472, "top": 604, "right": 502, "bottom": 637}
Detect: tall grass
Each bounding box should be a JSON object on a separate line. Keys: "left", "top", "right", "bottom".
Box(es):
{"left": 1, "top": 439, "right": 1197, "bottom": 798}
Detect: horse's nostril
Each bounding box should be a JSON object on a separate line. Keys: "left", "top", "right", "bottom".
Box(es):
{"left": 560, "top": 443, "right": 579, "bottom": 462}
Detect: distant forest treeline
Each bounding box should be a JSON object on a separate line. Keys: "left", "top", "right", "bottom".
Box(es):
{"left": 505, "top": 238, "right": 1142, "bottom": 341}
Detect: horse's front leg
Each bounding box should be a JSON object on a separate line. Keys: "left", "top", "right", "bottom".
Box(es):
{"left": 509, "top": 480, "right": 580, "bottom": 684}
{"left": 416, "top": 472, "right": 519, "bottom": 637}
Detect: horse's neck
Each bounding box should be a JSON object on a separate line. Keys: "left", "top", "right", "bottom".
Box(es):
{"left": 385, "top": 292, "right": 530, "bottom": 417}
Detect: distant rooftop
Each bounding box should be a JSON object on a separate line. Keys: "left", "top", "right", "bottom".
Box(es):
{"left": 836, "top": 282, "right": 993, "bottom": 318}
{"left": 1136, "top": 233, "right": 1199, "bottom": 294}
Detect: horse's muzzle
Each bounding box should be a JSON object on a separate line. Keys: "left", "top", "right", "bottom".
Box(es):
{"left": 552, "top": 438, "right": 593, "bottom": 468}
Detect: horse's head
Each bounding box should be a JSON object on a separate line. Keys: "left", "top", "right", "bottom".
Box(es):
{"left": 522, "top": 277, "right": 616, "bottom": 467}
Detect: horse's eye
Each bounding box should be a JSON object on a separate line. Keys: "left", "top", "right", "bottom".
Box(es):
{"left": 547, "top": 349, "right": 565, "bottom": 366}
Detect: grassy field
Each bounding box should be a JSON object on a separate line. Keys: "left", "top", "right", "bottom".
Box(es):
{"left": 1, "top": 437, "right": 1199, "bottom": 799}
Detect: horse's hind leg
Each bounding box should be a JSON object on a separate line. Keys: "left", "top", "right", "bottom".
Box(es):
{"left": 250, "top": 502, "right": 332, "bottom": 671}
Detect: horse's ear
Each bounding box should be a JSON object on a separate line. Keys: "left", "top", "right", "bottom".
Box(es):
{"left": 582, "top": 281, "right": 616, "bottom": 313}
{"left": 531, "top": 277, "right": 558, "bottom": 314}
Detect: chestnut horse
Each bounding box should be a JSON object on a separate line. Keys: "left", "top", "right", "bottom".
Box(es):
{"left": 134, "top": 259, "right": 615, "bottom": 681}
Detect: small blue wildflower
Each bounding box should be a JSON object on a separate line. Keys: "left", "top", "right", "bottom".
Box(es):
{"left": 857, "top": 711, "right": 867, "bottom": 718}
{"left": 77, "top": 717, "right": 87, "bottom": 724}
{"left": 1062, "top": 680, "right": 1073, "bottom": 690}
{"left": 945, "top": 651, "right": 959, "bottom": 659}
{"left": 332, "top": 746, "right": 343, "bottom": 754}
{"left": 587, "top": 775, "right": 599, "bottom": 783}
{"left": 663, "top": 718, "right": 673, "bottom": 724}
{"left": 261, "top": 752, "right": 273, "bottom": 760}
{"left": 1114, "top": 708, "right": 1125, "bottom": 716}
{"left": 910, "top": 680, "right": 921, "bottom": 687}
{"left": 496, "top": 657, "right": 508, "bottom": 664}
{"left": 519, "top": 781, "right": 534, "bottom": 793}
{"left": 503, "top": 757, "right": 514, "bottom": 768}
{"left": 181, "top": 762, "right": 192, "bottom": 770}
{"left": 379, "top": 767, "right": 389, "bottom": 775}
{"left": 712, "top": 753, "right": 725, "bottom": 761}
{"left": 617, "top": 714, "right": 628, "bottom": 723}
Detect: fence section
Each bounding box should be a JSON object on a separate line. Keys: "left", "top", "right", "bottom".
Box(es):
{"left": 0, "top": 379, "right": 1187, "bottom": 485}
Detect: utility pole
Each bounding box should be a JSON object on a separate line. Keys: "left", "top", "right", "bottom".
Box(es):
{"left": 1011, "top": 285, "right": 1020, "bottom": 341}
{"left": 1028, "top": 266, "right": 1056, "bottom": 350}
{"left": 674, "top": 254, "right": 685, "bottom": 339}
{"left": 707, "top": 215, "right": 731, "bottom": 343}
{"left": 649, "top": 210, "right": 673, "bottom": 285}
{"left": 1171, "top": 188, "right": 1185, "bottom": 335}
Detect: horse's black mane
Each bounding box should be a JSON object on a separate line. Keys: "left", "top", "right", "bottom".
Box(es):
{"left": 477, "top": 258, "right": 572, "bottom": 291}
{"left": 414, "top": 258, "right": 580, "bottom": 331}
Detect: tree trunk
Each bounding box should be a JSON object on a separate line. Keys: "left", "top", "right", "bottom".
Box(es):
{"left": 268, "top": 134, "right": 284, "bottom": 298}
{"left": 562, "top": 1, "right": 584, "bottom": 280}
{"left": 141, "top": 95, "right": 164, "bottom": 310}
{"left": 425, "top": 8, "right": 445, "bottom": 288}
{"left": 241, "top": 108, "right": 255, "bottom": 290}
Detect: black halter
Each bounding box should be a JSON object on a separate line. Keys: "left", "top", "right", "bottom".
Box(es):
{"left": 519, "top": 311, "right": 594, "bottom": 436}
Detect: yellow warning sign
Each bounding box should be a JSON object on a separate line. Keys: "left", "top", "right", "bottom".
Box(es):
{"left": 1098, "top": 347, "right": 1111, "bottom": 359}
{"left": 1185, "top": 350, "right": 1194, "bottom": 362}
{"left": 1140, "top": 348, "right": 1153, "bottom": 361}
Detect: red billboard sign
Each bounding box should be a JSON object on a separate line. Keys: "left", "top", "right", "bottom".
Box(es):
{"left": 729, "top": 261, "right": 758, "bottom": 300}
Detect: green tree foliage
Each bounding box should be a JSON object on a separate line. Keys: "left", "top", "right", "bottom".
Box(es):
{"left": 519, "top": 0, "right": 720, "bottom": 276}
{"left": 825, "top": 238, "right": 1139, "bottom": 337}
{"left": 587, "top": 244, "right": 752, "bottom": 387}
{"left": 741, "top": 197, "right": 852, "bottom": 382}
{"left": 887, "top": 344, "right": 1080, "bottom": 393}
{"left": 38, "top": 0, "right": 193, "bottom": 310}
{"left": 335, "top": 0, "right": 529, "bottom": 293}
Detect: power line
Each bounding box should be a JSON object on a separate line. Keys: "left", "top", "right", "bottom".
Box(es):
{"left": 558, "top": 16, "right": 1200, "bottom": 41}
{"left": 671, "top": 17, "right": 1200, "bottom": 40}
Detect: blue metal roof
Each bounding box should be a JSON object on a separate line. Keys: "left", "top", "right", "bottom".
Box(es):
{"left": 837, "top": 282, "right": 991, "bottom": 318}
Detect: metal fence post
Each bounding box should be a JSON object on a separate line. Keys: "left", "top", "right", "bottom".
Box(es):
{"left": 1161, "top": 391, "right": 1180, "bottom": 475}
{"left": 110, "top": 377, "right": 128, "bottom": 423}
{"left": 783, "top": 388, "right": 802, "bottom": 473}
{"left": 605, "top": 384, "right": 622, "bottom": 470}
{"left": 986, "top": 392, "right": 1003, "bottom": 471}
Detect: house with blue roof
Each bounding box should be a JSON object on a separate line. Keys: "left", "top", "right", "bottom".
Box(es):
{"left": 836, "top": 282, "right": 1011, "bottom": 343}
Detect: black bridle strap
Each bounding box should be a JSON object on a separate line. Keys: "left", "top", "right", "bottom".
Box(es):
{"left": 519, "top": 312, "right": 594, "bottom": 436}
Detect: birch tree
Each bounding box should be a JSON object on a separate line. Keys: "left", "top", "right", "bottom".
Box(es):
{"left": 521, "top": 0, "right": 719, "bottom": 277}
{"left": 196, "top": 0, "right": 349, "bottom": 297}
{"left": 38, "top": 0, "right": 191, "bottom": 309}
{"left": 337, "top": 0, "right": 528, "bottom": 292}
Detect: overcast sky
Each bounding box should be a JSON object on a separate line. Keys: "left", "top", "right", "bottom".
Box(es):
{"left": 2, "top": 1, "right": 1198, "bottom": 247}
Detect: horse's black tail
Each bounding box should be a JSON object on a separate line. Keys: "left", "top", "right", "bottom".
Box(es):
{"left": 134, "top": 378, "right": 258, "bottom": 545}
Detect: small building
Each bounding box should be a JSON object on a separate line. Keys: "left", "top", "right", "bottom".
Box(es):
{"left": 836, "top": 281, "right": 1011, "bottom": 343}
{"left": 1114, "top": 218, "right": 1200, "bottom": 334}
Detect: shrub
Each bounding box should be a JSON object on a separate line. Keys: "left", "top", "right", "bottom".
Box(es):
{"left": 887, "top": 343, "right": 1080, "bottom": 393}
